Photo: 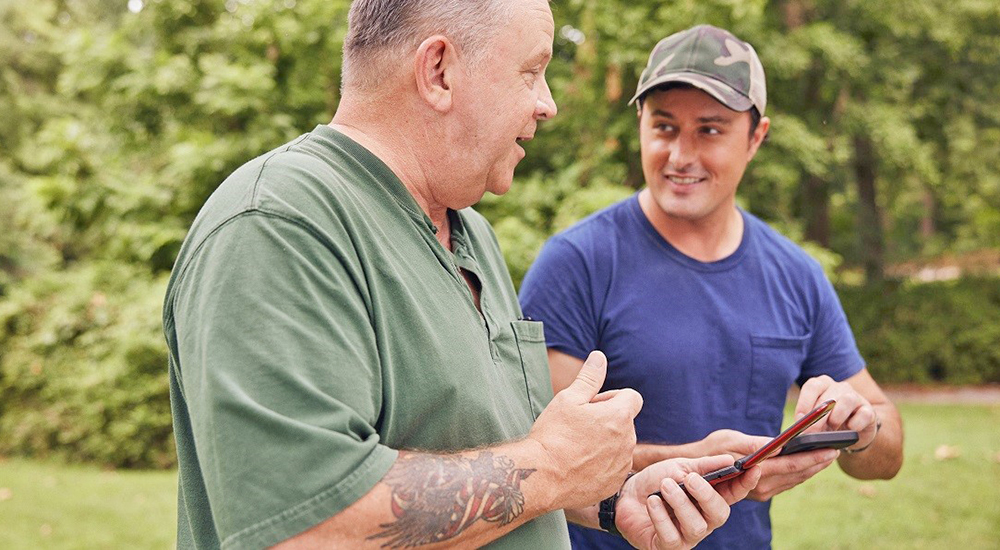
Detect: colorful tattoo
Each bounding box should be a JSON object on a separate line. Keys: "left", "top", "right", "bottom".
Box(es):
{"left": 369, "top": 451, "right": 536, "bottom": 548}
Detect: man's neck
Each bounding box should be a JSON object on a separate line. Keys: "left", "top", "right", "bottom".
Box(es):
{"left": 638, "top": 189, "right": 744, "bottom": 263}
{"left": 329, "top": 104, "right": 450, "bottom": 239}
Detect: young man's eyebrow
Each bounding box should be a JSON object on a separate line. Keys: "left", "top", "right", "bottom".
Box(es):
{"left": 649, "top": 110, "right": 734, "bottom": 125}
{"left": 696, "top": 115, "right": 733, "bottom": 125}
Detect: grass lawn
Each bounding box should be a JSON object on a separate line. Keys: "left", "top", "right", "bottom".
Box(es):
{"left": 0, "top": 403, "right": 997, "bottom": 549}
{"left": 772, "top": 403, "right": 1000, "bottom": 549}
{"left": 0, "top": 458, "right": 177, "bottom": 549}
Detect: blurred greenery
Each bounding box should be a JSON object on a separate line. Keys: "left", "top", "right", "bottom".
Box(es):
{"left": 1, "top": 0, "right": 999, "bottom": 468}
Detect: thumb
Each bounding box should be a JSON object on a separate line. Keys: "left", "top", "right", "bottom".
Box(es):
{"left": 562, "top": 350, "right": 608, "bottom": 404}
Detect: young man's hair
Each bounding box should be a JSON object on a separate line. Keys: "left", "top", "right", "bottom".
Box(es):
{"left": 638, "top": 82, "right": 764, "bottom": 139}
{"left": 341, "top": 0, "right": 514, "bottom": 91}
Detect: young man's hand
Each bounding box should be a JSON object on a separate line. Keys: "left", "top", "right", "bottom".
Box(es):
{"left": 693, "top": 429, "right": 840, "bottom": 501}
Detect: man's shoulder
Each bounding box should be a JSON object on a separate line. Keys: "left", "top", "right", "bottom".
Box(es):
{"left": 550, "top": 195, "right": 637, "bottom": 252}
{"left": 745, "top": 212, "right": 824, "bottom": 270}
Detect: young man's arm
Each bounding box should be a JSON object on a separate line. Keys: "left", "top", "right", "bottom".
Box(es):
{"left": 548, "top": 349, "right": 841, "bottom": 504}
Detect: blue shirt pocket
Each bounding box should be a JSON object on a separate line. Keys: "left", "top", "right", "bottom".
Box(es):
{"left": 747, "top": 334, "right": 810, "bottom": 424}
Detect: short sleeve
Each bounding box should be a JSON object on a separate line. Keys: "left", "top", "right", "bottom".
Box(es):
{"left": 171, "top": 212, "right": 397, "bottom": 549}
{"left": 798, "top": 268, "right": 866, "bottom": 385}
{"left": 519, "top": 235, "right": 599, "bottom": 360}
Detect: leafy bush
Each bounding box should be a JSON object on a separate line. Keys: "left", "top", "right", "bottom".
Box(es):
{"left": 839, "top": 278, "right": 1000, "bottom": 384}
{"left": 0, "top": 262, "right": 174, "bottom": 468}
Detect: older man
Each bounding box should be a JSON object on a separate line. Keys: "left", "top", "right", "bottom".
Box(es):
{"left": 520, "top": 25, "right": 904, "bottom": 549}
{"left": 164, "top": 3, "right": 759, "bottom": 549}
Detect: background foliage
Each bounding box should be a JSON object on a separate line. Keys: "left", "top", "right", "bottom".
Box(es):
{"left": 2, "top": 0, "right": 999, "bottom": 468}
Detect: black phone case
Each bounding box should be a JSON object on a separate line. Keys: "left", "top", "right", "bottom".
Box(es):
{"left": 776, "top": 431, "right": 859, "bottom": 456}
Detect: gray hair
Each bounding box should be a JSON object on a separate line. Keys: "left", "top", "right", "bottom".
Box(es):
{"left": 341, "top": 0, "right": 514, "bottom": 91}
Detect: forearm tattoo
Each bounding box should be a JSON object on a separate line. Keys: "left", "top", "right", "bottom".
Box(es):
{"left": 369, "top": 451, "right": 536, "bottom": 548}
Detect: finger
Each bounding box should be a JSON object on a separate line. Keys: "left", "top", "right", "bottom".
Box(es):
{"left": 727, "top": 465, "right": 762, "bottom": 503}
{"left": 597, "top": 387, "right": 644, "bottom": 419}
{"left": 652, "top": 479, "right": 695, "bottom": 548}
{"left": 591, "top": 388, "right": 644, "bottom": 416}
{"left": 646, "top": 493, "right": 683, "bottom": 550}
{"left": 561, "top": 350, "right": 607, "bottom": 404}
{"left": 794, "top": 375, "right": 833, "bottom": 418}
{"left": 689, "top": 454, "right": 736, "bottom": 476}
{"left": 825, "top": 392, "right": 864, "bottom": 429}
{"left": 764, "top": 449, "right": 839, "bottom": 477}
{"left": 590, "top": 389, "right": 625, "bottom": 403}
{"left": 753, "top": 452, "right": 836, "bottom": 499}
{"left": 682, "top": 472, "right": 730, "bottom": 532}
{"left": 844, "top": 404, "right": 878, "bottom": 434}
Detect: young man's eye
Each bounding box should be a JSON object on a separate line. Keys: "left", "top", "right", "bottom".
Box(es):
{"left": 702, "top": 127, "right": 722, "bottom": 135}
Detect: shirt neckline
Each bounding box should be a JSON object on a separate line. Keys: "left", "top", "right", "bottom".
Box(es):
{"left": 625, "top": 193, "right": 752, "bottom": 273}
{"left": 309, "top": 124, "right": 438, "bottom": 233}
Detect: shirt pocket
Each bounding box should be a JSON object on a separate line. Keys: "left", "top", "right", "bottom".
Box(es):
{"left": 746, "top": 334, "right": 810, "bottom": 422}
{"left": 511, "top": 320, "right": 553, "bottom": 420}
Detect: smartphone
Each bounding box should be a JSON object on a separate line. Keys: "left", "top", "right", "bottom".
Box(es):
{"left": 657, "top": 399, "right": 836, "bottom": 497}
{"left": 776, "top": 430, "right": 858, "bottom": 455}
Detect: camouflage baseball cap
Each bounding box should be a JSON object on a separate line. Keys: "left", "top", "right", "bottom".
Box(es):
{"left": 630, "top": 25, "right": 766, "bottom": 115}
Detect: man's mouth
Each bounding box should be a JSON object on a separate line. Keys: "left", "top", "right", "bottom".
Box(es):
{"left": 666, "top": 175, "right": 704, "bottom": 185}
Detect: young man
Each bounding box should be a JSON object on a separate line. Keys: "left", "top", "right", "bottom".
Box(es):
{"left": 164, "top": 5, "right": 759, "bottom": 550}
{"left": 520, "top": 25, "right": 904, "bottom": 549}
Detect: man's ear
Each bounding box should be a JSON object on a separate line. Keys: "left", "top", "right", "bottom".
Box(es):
{"left": 414, "top": 35, "right": 459, "bottom": 112}
{"left": 747, "top": 115, "right": 770, "bottom": 161}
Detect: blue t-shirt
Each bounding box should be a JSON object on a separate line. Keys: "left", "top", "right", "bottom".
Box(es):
{"left": 519, "top": 195, "right": 864, "bottom": 550}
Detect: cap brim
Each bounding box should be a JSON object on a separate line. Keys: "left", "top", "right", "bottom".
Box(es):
{"left": 629, "top": 72, "right": 754, "bottom": 112}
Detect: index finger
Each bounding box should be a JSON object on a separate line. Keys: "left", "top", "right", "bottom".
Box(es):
{"left": 591, "top": 387, "right": 643, "bottom": 418}
{"left": 794, "top": 377, "right": 833, "bottom": 418}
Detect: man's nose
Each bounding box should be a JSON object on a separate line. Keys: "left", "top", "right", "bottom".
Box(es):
{"left": 535, "top": 78, "right": 558, "bottom": 120}
{"left": 667, "top": 133, "right": 696, "bottom": 169}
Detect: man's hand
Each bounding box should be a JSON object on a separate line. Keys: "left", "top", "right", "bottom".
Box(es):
{"left": 615, "top": 455, "right": 760, "bottom": 549}
{"left": 693, "top": 429, "right": 839, "bottom": 501}
{"left": 527, "top": 351, "right": 643, "bottom": 510}
{"left": 795, "top": 375, "right": 878, "bottom": 452}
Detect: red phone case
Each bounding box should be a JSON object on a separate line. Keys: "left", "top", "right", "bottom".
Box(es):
{"left": 661, "top": 399, "right": 836, "bottom": 496}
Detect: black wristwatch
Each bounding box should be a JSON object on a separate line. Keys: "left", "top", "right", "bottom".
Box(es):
{"left": 598, "top": 473, "right": 634, "bottom": 537}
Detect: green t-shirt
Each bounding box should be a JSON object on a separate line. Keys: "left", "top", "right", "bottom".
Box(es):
{"left": 163, "top": 125, "right": 569, "bottom": 549}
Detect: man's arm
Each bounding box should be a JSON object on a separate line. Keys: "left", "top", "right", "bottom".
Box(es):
{"left": 274, "top": 442, "right": 566, "bottom": 549}
{"left": 276, "top": 351, "right": 642, "bottom": 548}
{"left": 794, "top": 370, "right": 904, "bottom": 480}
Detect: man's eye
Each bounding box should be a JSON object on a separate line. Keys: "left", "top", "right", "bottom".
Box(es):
{"left": 703, "top": 127, "right": 721, "bottom": 135}
{"left": 523, "top": 70, "right": 540, "bottom": 87}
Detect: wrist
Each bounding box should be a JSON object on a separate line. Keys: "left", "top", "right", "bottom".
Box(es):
{"left": 519, "top": 436, "right": 565, "bottom": 511}
{"left": 598, "top": 472, "right": 635, "bottom": 537}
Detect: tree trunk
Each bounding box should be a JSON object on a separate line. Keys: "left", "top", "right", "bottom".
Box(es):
{"left": 803, "top": 174, "right": 830, "bottom": 246}
{"left": 853, "top": 134, "right": 885, "bottom": 282}
{"left": 921, "top": 187, "right": 936, "bottom": 241}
